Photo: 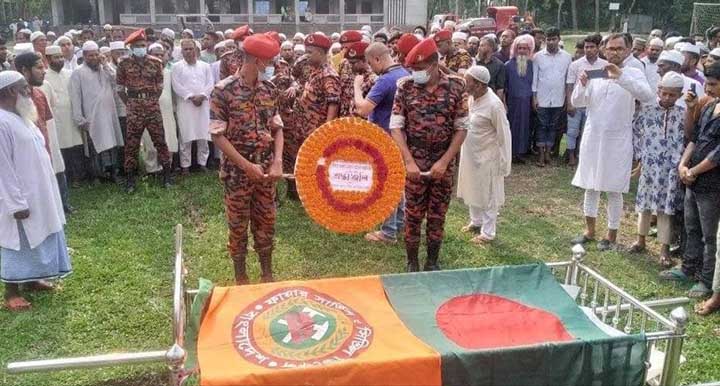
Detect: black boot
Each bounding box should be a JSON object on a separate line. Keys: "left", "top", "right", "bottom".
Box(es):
{"left": 125, "top": 171, "right": 136, "bottom": 193}
{"left": 259, "top": 253, "right": 274, "bottom": 283}
{"left": 286, "top": 179, "right": 300, "bottom": 201}
{"left": 233, "top": 258, "right": 249, "bottom": 285}
{"left": 162, "top": 167, "right": 173, "bottom": 188}
{"left": 406, "top": 245, "right": 420, "bottom": 272}
{"left": 424, "top": 241, "right": 442, "bottom": 271}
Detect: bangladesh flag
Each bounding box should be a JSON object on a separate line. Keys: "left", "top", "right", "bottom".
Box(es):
{"left": 196, "top": 264, "right": 647, "bottom": 386}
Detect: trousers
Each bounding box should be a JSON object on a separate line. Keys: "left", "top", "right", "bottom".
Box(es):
{"left": 405, "top": 175, "right": 453, "bottom": 249}
{"left": 124, "top": 99, "right": 170, "bottom": 173}
{"left": 584, "top": 189, "right": 623, "bottom": 230}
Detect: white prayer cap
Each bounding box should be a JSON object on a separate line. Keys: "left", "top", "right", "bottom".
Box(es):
{"left": 443, "top": 20, "right": 456, "bottom": 29}
{"left": 279, "top": 33, "right": 287, "bottom": 41}
{"left": 658, "top": 50, "right": 684, "bottom": 65}
{"left": 55, "top": 36, "right": 72, "bottom": 46}
{"left": 44, "top": 45, "right": 62, "bottom": 56}
{"left": 182, "top": 28, "right": 193, "bottom": 36}
{"left": 710, "top": 48, "right": 720, "bottom": 58}
{"left": 660, "top": 71, "right": 685, "bottom": 89}
{"left": 194, "top": 40, "right": 202, "bottom": 50}
{"left": 281, "top": 41, "right": 293, "bottom": 49}
{"left": 331, "top": 32, "right": 340, "bottom": 40}
{"left": 215, "top": 31, "right": 224, "bottom": 40}
{"left": 665, "top": 36, "right": 681, "bottom": 50}
{"left": 467, "top": 65, "right": 491, "bottom": 84}
{"left": 430, "top": 24, "right": 441, "bottom": 33}
{"left": 468, "top": 36, "right": 480, "bottom": 43}
{"left": 0, "top": 71, "right": 25, "bottom": 91}
{"left": 82, "top": 41, "right": 99, "bottom": 52}
{"left": 331, "top": 42, "right": 341, "bottom": 51}
{"left": 361, "top": 25, "right": 372, "bottom": 33}
{"left": 680, "top": 43, "right": 700, "bottom": 55}
{"left": 63, "top": 32, "right": 72, "bottom": 39}
{"left": 30, "top": 31, "right": 45, "bottom": 42}
{"left": 222, "top": 39, "right": 234, "bottom": 46}
{"left": 47, "top": 31, "right": 56, "bottom": 38}
{"left": 293, "top": 32, "right": 305, "bottom": 40}
{"left": 69, "top": 29, "right": 80, "bottom": 36}
{"left": 213, "top": 41, "right": 226, "bottom": 51}
{"left": 361, "top": 35, "right": 372, "bottom": 43}
{"left": 452, "top": 32, "right": 468, "bottom": 41}
{"left": 414, "top": 33, "right": 424, "bottom": 41}
{"left": 148, "top": 42, "right": 164, "bottom": 52}
{"left": 103, "top": 24, "right": 113, "bottom": 30}
{"left": 294, "top": 44, "right": 305, "bottom": 53}
{"left": 19, "top": 28, "right": 31, "bottom": 35}
{"left": 109, "top": 41, "right": 126, "bottom": 51}
{"left": 697, "top": 42, "right": 709, "bottom": 55}
{"left": 161, "top": 28, "right": 175, "bottom": 39}
{"left": 224, "top": 29, "right": 234, "bottom": 37}
{"left": 648, "top": 38, "right": 664, "bottom": 48}
{"left": 99, "top": 46, "right": 111, "bottom": 54}
{"left": 13, "top": 43, "right": 34, "bottom": 55}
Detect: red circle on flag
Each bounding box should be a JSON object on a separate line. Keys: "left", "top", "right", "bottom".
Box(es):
{"left": 435, "top": 294, "right": 573, "bottom": 350}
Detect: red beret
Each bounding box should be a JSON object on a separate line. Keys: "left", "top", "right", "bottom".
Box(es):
{"left": 265, "top": 31, "right": 281, "bottom": 44}
{"left": 305, "top": 33, "right": 332, "bottom": 50}
{"left": 404, "top": 38, "right": 438, "bottom": 67}
{"left": 243, "top": 34, "right": 280, "bottom": 60}
{"left": 432, "top": 29, "right": 452, "bottom": 43}
{"left": 231, "top": 25, "right": 253, "bottom": 41}
{"left": 339, "top": 30, "right": 363, "bottom": 44}
{"left": 397, "top": 33, "right": 420, "bottom": 56}
{"left": 345, "top": 41, "right": 369, "bottom": 60}
{"left": 125, "top": 29, "right": 146, "bottom": 45}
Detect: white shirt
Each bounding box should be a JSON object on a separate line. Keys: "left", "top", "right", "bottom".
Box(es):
{"left": 640, "top": 56, "right": 660, "bottom": 91}
{"left": 63, "top": 55, "right": 79, "bottom": 71}
{"left": 171, "top": 59, "right": 214, "bottom": 143}
{"left": 532, "top": 48, "right": 573, "bottom": 108}
{"left": 623, "top": 55, "right": 646, "bottom": 76}
{"left": 677, "top": 74, "right": 705, "bottom": 109}
{"left": 566, "top": 55, "right": 608, "bottom": 85}
{"left": 0, "top": 109, "right": 65, "bottom": 250}
{"left": 41, "top": 68, "right": 83, "bottom": 149}
{"left": 570, "top": 67, "right": 655, "bottom": 193}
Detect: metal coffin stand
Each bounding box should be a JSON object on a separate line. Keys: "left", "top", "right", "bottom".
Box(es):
{"left": 7, "top": 226, "right": 690, "bottom": 386}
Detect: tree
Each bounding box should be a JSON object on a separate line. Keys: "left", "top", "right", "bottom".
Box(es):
{"left": 570, "top": 0, "right": 578, "bottom": 31}
{"left": 556, "top": 0, "right": 564, "bottom": 28}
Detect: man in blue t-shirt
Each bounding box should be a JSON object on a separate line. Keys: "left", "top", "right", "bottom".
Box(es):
{"left": 354, "top": 42, "right": 410, "bottom": 243}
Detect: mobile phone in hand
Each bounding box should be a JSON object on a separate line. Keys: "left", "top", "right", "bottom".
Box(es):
{"left": 586, "top": 69, "right": 609, "bottom": 80}
{"left": 690, "top": 83, "right": 697, "bottom": 95}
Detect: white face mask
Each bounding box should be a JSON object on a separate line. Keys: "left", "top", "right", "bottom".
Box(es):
{"left": 259, "top": 65, "right": 274, "bottom": 81}
{"left": 412, "top": 69, "right": 430, "bottom": 84}
{"left": 132, "top": 47, "right": 146, "bottom": 58}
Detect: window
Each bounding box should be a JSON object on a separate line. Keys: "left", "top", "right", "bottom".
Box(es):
{"left": 255, "top": 1, "right": 270, "bottom": 14}
{"left": 345, "top": 0, "right": 357, "bottom": 13}
{"left": 361, "top": 0, "right": 372, "bottom": 13}
{"left": 316, "top": 0, "right": 330, "bottom": 14}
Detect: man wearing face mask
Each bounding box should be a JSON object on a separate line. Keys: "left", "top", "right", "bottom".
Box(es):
{"left": 171, "top": 39, "right": 214, "bottom": 176}
{"left": 390, "top": 38, "right": 469, "bottom": 272}
{"left": 284, "top": 33, "right": 341, "bottom": 200}
{"left": 116, "top": 29, "right": 171, "bottom": 192}
{"left": 435, "top": 28, "right": 472, "bottom": 75}
{"left": 0, "top": 71, "right": 71, "bottom": 312}
{"left": 210, "top": 34, "right": 284, "bottom": 284}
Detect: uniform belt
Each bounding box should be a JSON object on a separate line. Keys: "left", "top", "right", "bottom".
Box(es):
{"left": 127, "top": 90, "right": 156, "bottom": 99}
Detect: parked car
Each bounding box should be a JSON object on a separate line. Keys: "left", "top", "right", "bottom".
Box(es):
{"left": 458, "top": 17, "right": 496, "bottom": 38}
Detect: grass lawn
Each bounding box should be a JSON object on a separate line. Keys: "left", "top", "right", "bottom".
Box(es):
{"left": 0, "top": 162, "right": 718, "bottom": 386}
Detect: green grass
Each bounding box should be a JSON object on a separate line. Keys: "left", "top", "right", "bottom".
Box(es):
{"left": 0, "top": 163, "right": 718, "bottom": 386}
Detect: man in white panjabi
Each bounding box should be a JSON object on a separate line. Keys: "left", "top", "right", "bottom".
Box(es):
{"left": 457, "top": 66, "right": 512, "bottom": 245}
{"left": 570, "top": 34, "right": 654, "bottom": 251}
{"left": 171, "top": 39, "right": 213, "bottom": 174}
{"left": 142, "top": 43, "right": 179, "bottom": 174}
{"left": 42, "top": 45, "right": 84, "bottom": 188}
{"left": 69, "top": 41, "right": 124, "bottom": 181}
{"left": 0, "top": 71, "right": 71, "bottom": 312}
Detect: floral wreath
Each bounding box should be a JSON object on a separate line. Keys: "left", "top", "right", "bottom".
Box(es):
{"left": 295, "top": 117, "right": 406, "bottom": 234}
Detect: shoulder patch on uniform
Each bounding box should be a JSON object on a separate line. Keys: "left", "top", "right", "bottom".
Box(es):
{"left": 396, "top": 75, "right": 413, "bottom": 88}
{"left": 216, "top": 74, "right": 239, "bottom": 90}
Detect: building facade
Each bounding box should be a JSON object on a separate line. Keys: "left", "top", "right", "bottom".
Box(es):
{"left": 51, "top": 0, "right": 427, "bottom": 34}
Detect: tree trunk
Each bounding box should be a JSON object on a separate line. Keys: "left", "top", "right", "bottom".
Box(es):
{"left": 556, "top": 0, "right": 563, "bottom": 29}
{"left": 594, "top": 0, "right": 600, "bottom": 32}
{"left": 570, "top": 0, "right": 578, "bottom": 31}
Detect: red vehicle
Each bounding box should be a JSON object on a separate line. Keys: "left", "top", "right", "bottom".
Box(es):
{"left": 487, "top": 6, "right": 521, "bottom": 32}
{"left": 458, "top": 17, "right": 497, "bottom": 38}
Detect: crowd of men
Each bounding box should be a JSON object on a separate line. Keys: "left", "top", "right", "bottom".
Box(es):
{"left": 0, "top": 20, "right": 719, "bottom": 316}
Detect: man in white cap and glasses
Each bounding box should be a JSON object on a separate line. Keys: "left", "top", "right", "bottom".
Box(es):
{"left": 642, "top": 38, "right": 665, "bottom": 90}
{"left": 42, "top": 45, "right": 84, "bottom": 191}
{"left": 629, "top": 71, "right": 687, "bottom": 267}
{"left": 55, "top": 36, "right": 78, "bottom": 71}
{"left": 69, "top": 41, "right": 124, "bottom": 183}
{"left": 0, "top": 70, "right": 71, "bottom": 311}
{"left": 656, "top": 49, "right": 704, "bottom": 109}
{"left": 570, "top": 33, "right": 654, "bottom": 251}
{"left": 680, "top": 43, "right": 705, "bottom": 85}
{"left": 458, "top": 65, "right": 511, "bottom": 245}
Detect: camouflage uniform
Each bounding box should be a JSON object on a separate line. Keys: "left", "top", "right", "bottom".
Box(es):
{"left": 219, "top": 49, "right": 243, "bottom": 80}
{"left": 391, "top": 72, "right": 469, "bottom": 270}
{"left": 351, "top": 71, "right": 377, "bottom": 118}
{"left": 444, "top": 48, "right": 473, "bottom": 74}
{"left": 338, "top": 58, "right": 354, "bottom": 117}
{"left": 290, "top": 54, "right": 315, "bottom": 92}
{"left": 293, "top": 63, "right": 341, "bottom": 142}
{"left": 271, "top": 72, "right": 297, "bottom": 173}
{"left": 210, "top": 74, "right": 281, "bottom": 283}
{"left": 116, "top": 55, "right": 170, "bottom": 174}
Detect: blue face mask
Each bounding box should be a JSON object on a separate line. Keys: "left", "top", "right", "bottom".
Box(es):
{"left": 258, "top": 65, "right": 275, "bottom": 81}
{"left": 412, "top": 69, "right": 430, "bottom": 84}
{"left": 132, "top": 47, "right": 147, "bottom": 58}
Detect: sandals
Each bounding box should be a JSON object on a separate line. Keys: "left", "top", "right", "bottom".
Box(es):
{"left": 688, "top": 282, "right": 712, "bottom": 299}
{"left": 627, "top": 243, "right": 646, "bottom": 254}
{"left": 4, "top": 296, "right": 31, "bottom": 312}
{"left": 597, "top": 239, "right": 617, "bottom": 252}
{"left": 364, "top": 231, "right": 397, "bottom": 244}
{"left": 659, "top": 254, "right": 675, "bottom": 269}
{"left": 471, "top": 234, "right": 494, "bottom": 245}
{"left": 659, "top": 268, "right": 692, "bottom": 282}
{"left": 461, "top": 224, "right": 482, "bottom": 234}
{"left": 571, "top": 234, "right": 595, "bottom": 245}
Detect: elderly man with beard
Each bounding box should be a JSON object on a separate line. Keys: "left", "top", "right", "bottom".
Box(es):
{"left": 642, "top": 38, "right": 664, "bottom": 90}
{"left": 69, "top": 41, "right": 124, "bottom": 183}
{"left": 570, "top": 33, "right": 654, "bottom": 251}
{"left": 505, "top": 34, "right": 534, "bottom": 163}
{"left": 42, "top": 46, "right": 84, "bottom": 194}
{"left": 0, "top": 71, "right": 71, "bottom": 311}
